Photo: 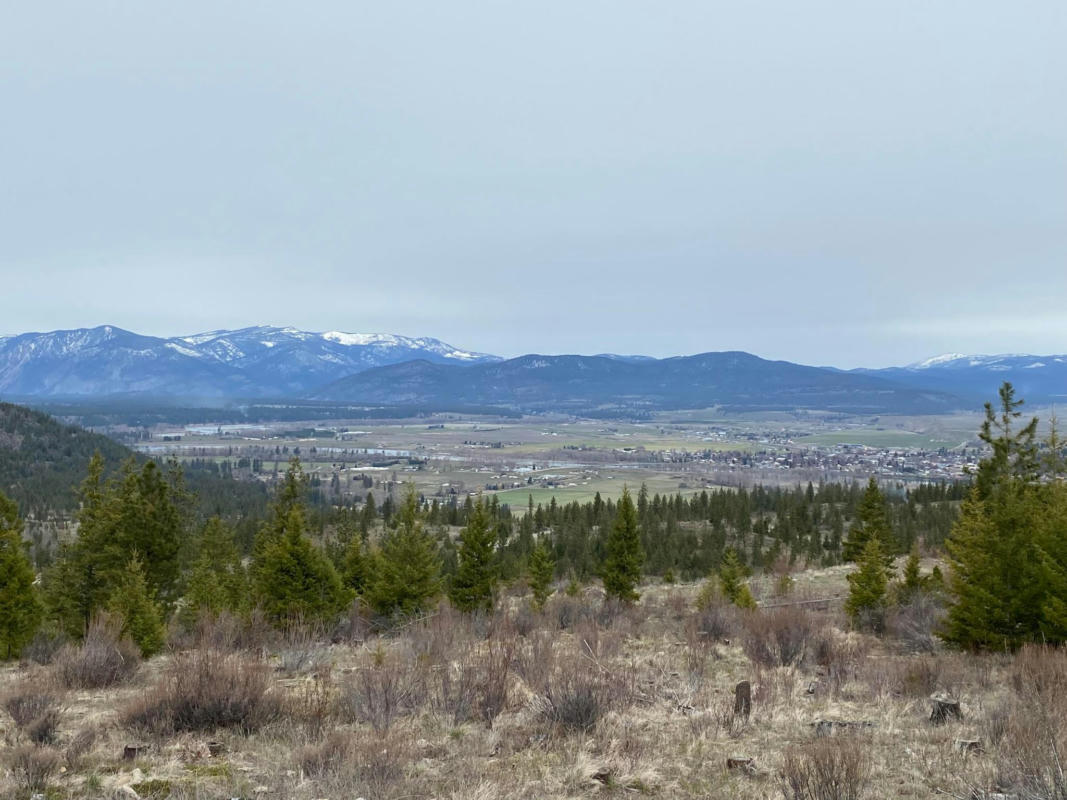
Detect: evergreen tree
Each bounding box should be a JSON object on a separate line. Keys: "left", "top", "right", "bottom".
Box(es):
{"left": 342, "top": 533, "right": 369, "bottom": 595}
{"left": 254, "top": 507, "right": 354, "bottom": 624}
{"left": 0, "top": 492, "right": 42, "bottom": 659}
{"left": 108, "top": 555, "right": 166, "bottom": 657}
{"left": 43, "top": 455, "right": 189, "bottom": 637}
{"left": 943, "top": 383, "right": 1067, "bottom": 649}
{"left": 364, "top": 486, "right": 442, "bottom": 617}
{"left": 178, "top": 517, "right": 247, "bottom": 629}
{"left": 845, "top": 537, "right": 890, "bottom": 631}
{"left": 718, "top": 548, "right": 756, "bottom": 609}
{"left": 601, "top": 488, "right": 644, "bottom": 603}
{"left": 843, "top": 477, "right": 895, "bottom": 566}
{"left": 449, "top": 499, "right": 497, "bottom": 613}
{"left": 528, "top": 539, "right": 555, "bottom": 610}
{"left": 899, "top": 542, "right": 923, "bottom": 600}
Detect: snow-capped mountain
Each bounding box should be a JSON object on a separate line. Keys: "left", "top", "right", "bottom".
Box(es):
{"left": 856, "top": 353, "right": 1067, "bottom": 404}
{"left": 0, "top": 325, "right": 498, "bottom": 398}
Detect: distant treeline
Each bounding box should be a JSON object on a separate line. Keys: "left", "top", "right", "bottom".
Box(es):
{"left": 24, "top": 400, "right": 522, "bottom": 428}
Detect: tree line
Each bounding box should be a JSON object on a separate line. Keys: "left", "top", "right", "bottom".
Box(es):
{"left": 1, "top": 381, "right": 1063, "bottom": 659}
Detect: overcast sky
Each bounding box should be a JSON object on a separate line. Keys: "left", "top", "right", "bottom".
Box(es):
{"left": 2, "top": 2, "right": 1064, "bottom": 367}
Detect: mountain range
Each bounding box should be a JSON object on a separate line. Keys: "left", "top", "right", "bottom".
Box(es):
{"left": 0, "top": 325, "right": 497, "bottom": 398}
{"left": 1, "top": 326, "right": 1063, "bottom": 414}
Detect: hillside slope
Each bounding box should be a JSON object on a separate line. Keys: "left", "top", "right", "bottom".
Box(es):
{"left": 312, "top": 351, "right": 965, "bottom": 415}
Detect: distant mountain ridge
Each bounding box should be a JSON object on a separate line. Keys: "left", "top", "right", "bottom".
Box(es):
{"left": 0, "top": 325, "right": 499, "bottom": 398}
{"left": 311, "top": 351, "right": 963, "bottom": 415}
{"left": 855, "top": 353, "right": 1067, "bottom": 404}
{"left": 2, "top": 325, "right": 1059, "bottom": 414}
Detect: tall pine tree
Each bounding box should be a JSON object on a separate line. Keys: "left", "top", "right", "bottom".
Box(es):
{"left": 364, "top": 487, "right": 442, "bottom": 617}
{"left": 449, "top": 498, "right": 497, "bottom": 613}
{"left": 0, "top": 492, "right": 42, "bottom": 659}
{"left": 843, "top": 477, "right": 895, "bottom": 567}
{"left": 601, "top": 488, "right": 644, "bottom": 603}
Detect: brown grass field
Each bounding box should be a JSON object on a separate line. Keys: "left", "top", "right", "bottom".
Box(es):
{"left": 2, "top": 564, "right": 1064, "bottom": 800}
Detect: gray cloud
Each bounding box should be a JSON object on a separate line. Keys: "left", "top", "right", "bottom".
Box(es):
{"left": 2, "top": 1, "right": 1064, "bottom": 367}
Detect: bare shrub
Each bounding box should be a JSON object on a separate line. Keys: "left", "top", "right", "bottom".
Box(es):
{"left": 337, "top": 653, "right": 422, "bottom": 733}
{"left": 479, "top": 626, "right": 515, "bottom": 728}
{"left": 693, "top": 599, "right": 738, "bottom": 643}
{"left": 407, "top": 602, "right": 468, "bottom": 666}
{"left": 122, "top": 648, "right": 279, "bottom": 735}
{"left": 351, "top": 733, "right": 410, "bottom": 800}
{"left": 995, "top": 645, "right": 1067, "bottom": 800}
{"left": 885, "top": 593, "right": 945, "bottom": 653}
{"left": 65, "top": 727, "right": 96, "bottom": 769}
{"left": 297, "top": 732, "right": 409, "bottom": 800}
{"left": 431, "top": 659, "right": 480, "bottom": 726}
{"left": 892, "top": 656, "right": 942, "bottom": 698}
{"left": 9, "top": 745, "right": 62, "bottom": 794}
{"left": 742, "top": 607, "right": 816, "bottom": 668}
{"left": 513, "top": 602, "right": 539, "bottom": 637}
{"left": 20, "top": 629, "right": 69, "bottom": 666}
{"left": 292, "top": 665, "right": 334, "bottom": 739}
{"left": 811, "top": 630, "right": 869, "bottom": 698}
{"left": 537, "top": 658, "right": 625, "bottom": 734}
{"left": 780, "top": 737, "right": 871, "bottom": 800}
{"left": 3, "top": 678, "right": 64, "bottom": 745}
{"left": 548, "top": 594, "right": 592, "bottom": 631}
{"left": 277, "top": 620, "right": 329, "bottom": 675}
{"left": 514, "top": 629, "right": 556, "bottom": 693}
{"left": 298, "top": 730, "right": 352, "bottom": 778}
{"left": 54, "top": 615, "right": 141, "bottom": 689}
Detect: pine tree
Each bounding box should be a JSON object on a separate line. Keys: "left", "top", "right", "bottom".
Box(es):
{"left": 43, "top": 455, "right": 189, "bottom": 636}
{"left": 527, "top": 539, "right": 555, "bottom": 610}
{"left": 718, "top": 548, "right": 756, "bottom": 609}
{"left": 364, "top": 487, "right": 442, "bottom": 617}
{"left": 899, "top": 542, "right": 923, "bottom": 600}
{"left": 601, "top": 488, "right": 644, "bottom": 603}
{"left": 108, "top": 555, "right": 166, "bottom": 657}
{"left": 0, "top": 492, "right": 42, "bottom": 659}
{"left": 843, "top": 477, "right": 896, "bottom": 566}
{"left": 254, "top": 506, "right": 354, "bottom": 624}
{"left": 342, "top": 533, "right": 369, "bottom": 595}
{"left": 943, "top": 383, "right": 1064, "bottom": 649}
{"left": 845, "top": 537, "right": 889, "bottom": 631}
{"left": 178, "top": 518, "right": 247, "bottom": 629}
{"left": 449, "top": 499, "right": 497, "bottom": 613}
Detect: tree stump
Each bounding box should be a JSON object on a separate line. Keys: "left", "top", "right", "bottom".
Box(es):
{"left": 734, "top": 680, "right": 752, "bottom": 719}
{"left": 930, "top": 698, "right": 962, "bottom": 725}
{"left": 726, "top": 756, "right": 755, "bottom": 774}
{"left": 123, "top": 744, "right": 150, "bottom": 761}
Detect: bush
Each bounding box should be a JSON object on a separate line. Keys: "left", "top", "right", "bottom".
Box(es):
{"left": 885, "top": 593, "right": 945, "bottom": 653}
{"left": 780, "top": 738, "right": 871, "bottom": 800}
{"left": 2, "top": 679, "right": 63, "bottom": 741}
{"left": 20, "top": 628, "right": 69, "bottom": 666}
{"left": 298, "top": 730, "right": 353, "bottom": 778}
{"left": 537, "top": 659, "right": 626, "bottom": 734}
{"left": 741, "top": 607, "right": 816, "bottom": 668}
{"left": 995, "top": 646, "right": 1067, "bottom": 799}
{"left": 9, "top": 745, "right": 62, "bottom": 794}
{"left": 123, "top": 648, "right": 280, "bottom": 735}
{"left": 54, "top": 614, "right": 141, "bottom": 689}
{"left": 336, "top": 654, "right": 423, "bottom": 733}
{"left": 548, "top": 594, "right": 592, "bottom": 631}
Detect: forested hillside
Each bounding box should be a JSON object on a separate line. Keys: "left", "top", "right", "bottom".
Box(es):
{"left": 0, "top": 401, "right": 271, "bottom": 558}
{"left": 0, "top": 401, "right": 131, "bottom": 517}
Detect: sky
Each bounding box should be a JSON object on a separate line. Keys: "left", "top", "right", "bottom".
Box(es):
{"left": 1, "top": 2, "right": 1065, "bottom": 368}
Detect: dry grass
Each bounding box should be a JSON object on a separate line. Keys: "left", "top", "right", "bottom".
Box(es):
{"left": 1, "top": 573, "right": 1064, "bottom": 800}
